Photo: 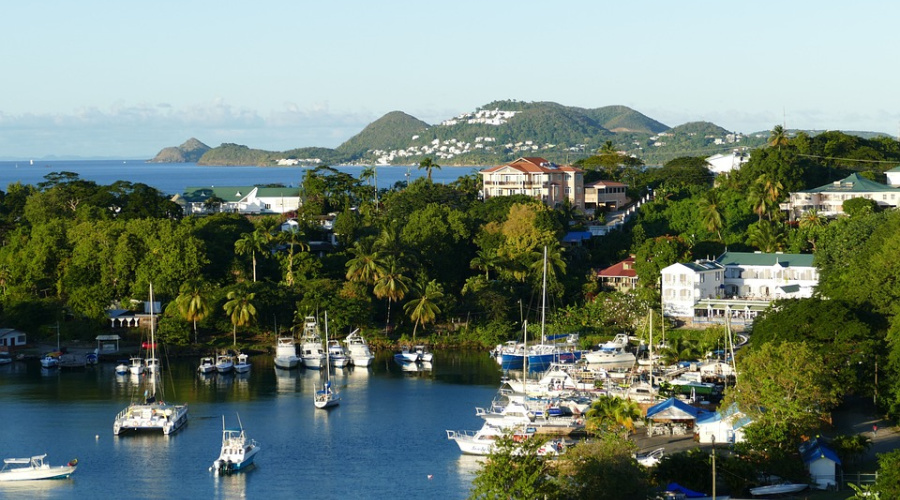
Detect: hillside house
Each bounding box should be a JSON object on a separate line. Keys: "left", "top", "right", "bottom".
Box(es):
{"left": 705, "top": 151, "right": 749, "bottom": 175}
{"left": 661, "top": 261, "right": 725, "bottom": 317}
{"left": 782, "top": 173, "right": 900, "bottom": 220}
{"left": 597, "top": 256, "right": 639, "bottom": 292}
{"left": 178, "top": 186, "right": 301, "bottom": 215}
{"left": 584, "top": 180, "right": 629, "bottom": 212}
{"left": 479, "top": 157, "right": 584, "bottom": 210}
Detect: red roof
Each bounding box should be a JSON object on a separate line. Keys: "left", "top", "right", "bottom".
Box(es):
{"left": 481, "top": 157, "right": 583, "bottom": 174}
{"left": 598, "top": 256, "right": 637, "bottom": 278}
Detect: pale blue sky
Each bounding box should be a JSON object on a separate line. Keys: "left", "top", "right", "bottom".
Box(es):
{"left": 2, "top": 1, "right": 898, "bottom": 158}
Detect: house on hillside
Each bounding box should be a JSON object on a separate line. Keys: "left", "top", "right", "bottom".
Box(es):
{"left": 694, "top": 403, "right": 751, "bottom": 444}
{"left": 800, "top": 437, "right": 841, "bottom": 490}
{"left": 597, "top": 256, "right": 639, "bottom": 292}
{"left": 0, "top": 328, "right": 27, "bottom": 349}
{"left": 479, "top": 157, "right": 584, "bottom": 210}
{"left": 705, "top": 151, "right": 749, "bottom": 175}
{"left": 584, "top": 180, "right": 629, "bottom": 212}
{"left": 662, "top": 251, "right": 818, "bottom": 324}
{"left": 781, "top": 173, "right": 900, "bottom": 220}
{"left": 178, "top": 186, "right": 301, "bottom": 215}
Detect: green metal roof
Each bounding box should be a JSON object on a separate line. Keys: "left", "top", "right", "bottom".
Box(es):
{"left": 717, "top": 251, "right": 814, "bottom": 268}
{"left": 802, "top": 173, "right": 900, "bottom": 193}
{"left": 255, "top": 187, "right": 301, "bottom": 198}
{"left": 679, "top": 261, "right": 724, "bottom": 272}
{"left": 182, "top": 186, "right": 256, "bottom": 202}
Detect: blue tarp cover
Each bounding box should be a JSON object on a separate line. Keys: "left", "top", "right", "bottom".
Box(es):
{"left": 665, "top": 482, "right": 707, "bottom": 498}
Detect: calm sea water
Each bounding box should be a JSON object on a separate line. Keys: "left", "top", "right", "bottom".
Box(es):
{"left": 0, "top": 351, "right": 502, "bottom": 499}
{"left": 0, "top": 160, "right": 481, "bottom": 197}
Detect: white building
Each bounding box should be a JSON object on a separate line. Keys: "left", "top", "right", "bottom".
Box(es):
{"left": 782, "top": 173, "right": 900, "bottom": 220}
{"left": 705, "top": 151, "right": 749, "bottom": 175}
{"left": 662, "top": 251, "right": 818, "bottom": 321}
{"left": 178, "top": 186, "right": 301, "bottom": 215}
{"left": 660, "top": 261, "right": 725, "bottom": 317}
{"left": 694, "top": 403, "right": 750, "bottom": 444}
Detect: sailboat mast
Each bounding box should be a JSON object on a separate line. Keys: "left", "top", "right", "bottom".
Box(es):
{"left": 149, "top": 282, "right": 156, "bottom": 398}
{"left": 324, "top": 311, "right": 330, "bottom": 377}
{"left": 540, "top": 247, "right": 547, "bottom": 344}
{"left": 649, "top": 308, "right": 654, "bottom": 388}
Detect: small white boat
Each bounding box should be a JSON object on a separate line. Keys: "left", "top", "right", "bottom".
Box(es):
{"left": 197, "top": 356, "right": 215, "bottom": 374}
{"left": 115, "top": 360, "right": 129, "bottom": 375}
{"left": 215, "top": 354, "right": 234, "bottom": 373}
{"left": 326, "top": 340, "right": 350, "bottom": 368}
{"left": 0, "top": 352, "right": 12, "bottom": 365}
{"left": 750, "top": 482, "right": 808, "bottom": 496}
{"left": 234, "top": 353, "right": 251, "bottom": 374}
{"left": 128, "top": 357, "right": 144, "bottom": 375}
{"left": 635, "top": 447, "right": 664, "bottom": 467}
{"left": 583, "top": 345, "right": 636, "bottom": 365}
{"left": 394, "top": 347, "right": 420, "bottom": 363}
{"left": 0, "top": 455, "right": 77, "bottom": 481}
{"left": 343, "top": 330, "right": 374, "bottom": 367}
{"left": 446, "top": 423, "right": 508, "bottom": 455}
{"left": 414, "top": 345, "right": 433, "bottom": 363}
{"left": 273, "top": 335, "right": 300, "bottom": 369}
{"left": 145, "top": 357, "right": 160, "bottom": 374}
{"left": 40, "top": 353, "right": 60, "bottom": 369}
{"left": 211, "top": 415, "right": 260, "bottom": 475}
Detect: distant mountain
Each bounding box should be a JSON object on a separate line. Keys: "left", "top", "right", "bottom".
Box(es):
{"left": 149, "top": 102, "right": 776, "bottom": 166}
{"left": 149, "top": 138, "right": 210, "bottom": 163}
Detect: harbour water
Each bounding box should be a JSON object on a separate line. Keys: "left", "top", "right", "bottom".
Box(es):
{"left": 0, "top": 351, "right": 502, "bottom": 499}
{"left": 0, "top": 160, "right": 481, "bottom": 197}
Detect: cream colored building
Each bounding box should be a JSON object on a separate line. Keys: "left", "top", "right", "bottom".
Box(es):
{"left": 479, "top": 157, "right": 584, "bottom": 210}
{"left": 782, "top": 173, "right": 900, "bottom": 220}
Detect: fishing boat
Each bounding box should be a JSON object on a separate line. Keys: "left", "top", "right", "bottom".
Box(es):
{"left": 299, "top": 316, "right": 326, "bottom": 369}
{"left": 128, "top": 356, "right": 144, "bottom": 375}
{"left": 234, "top": 353, "right": 251, "bottom": 374}
{"left": 583, "top": 344, "right": 636, "bottom": 365}
{"left": 273, "top": 333, "right": 300, "bottom": 369}
{"left": 215, "top": 353, "right": 234, "bottom": 373}
{"left": 343, "top": 329, "right": 374, "bottom": 367}
{"left": 145, "top": 357, "right": 160, "bottom": 374}
{"left": 326, "top": 340, "right": 350, "bottom": 368}
{"left": 112, "top": 284, "right": 189, "bottom": 436}
{"left": 114, "top": 360, "right": 129, "bottom": 375}
{"left": 197, "top": 356, "right": 216, "bottom": 374}
{"left": 446, "top": 423, "right": 511, "bottom": 456}
{"left": 314, "top": 312, "right": 340, "bottom": 409}
{"left": 210, "top": 414, "right": 260, "bottom": 475}
{"left": 394, "top": 346, "right": 420, "bottom": 363}
{"left": 39, "top": 353, "right": 60, "bottom": 369}
{"left": 0, "top": 455, "right": 77, "bottom": 481}
{"left": 414, "top": 345, "right": 433, "bottom": 363}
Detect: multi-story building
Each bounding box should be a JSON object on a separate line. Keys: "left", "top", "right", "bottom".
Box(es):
{"left": 479, "top": 157, "right": 584, "bottom": 210}
{"left": 660, "top": 260, "right": 725, "bottom": 317}
{"left": 177, "top": 186, "right": 301, "bottom": 215}
{"left": 597, "top": 255, "right": 639, "bottom": 293}
{"left": 782, "top": 173, "right": 900, "bottom": 220}
{"left": 584, "top": 180, "right": 629, "bottom": 212}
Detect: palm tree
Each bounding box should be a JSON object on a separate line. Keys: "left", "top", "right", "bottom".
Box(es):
{"left": 769, "top": 125, "right": 789, "bottom": 149}
{"left": 373, "top": 256, "right": 411, "bottom": 332}
{"left": 747, "top": 178, "right": 769, "bottom": 222}
{"left": 223, "top": 289, "right": 257, "bottom": 346}
{"left": 234, "top": 227, "right": 270, "bottom": 282}
{"left": 278, "top": 226, "right": 309, "bottom": 286}
{"left": 418, "top": 157, "right": 441, "bottom": 182}
{"left": 175, "top": 280, "right": 209, "bottom": 344}
{"left": 798, "top": 209, "right": 825, "bottom": 229}
{"left": 697, "top": 190, "right": 725, "bottom": 241}
{"left": 584, "top": 396, "right": 643, "bottom": 437}
{"left": 470, "top": 249, "right": 502, "bottom": 280}
{"left": 404, "top": 280, "right": 444, "bottom": 340}
{"left": 360, "top": 166, "right": 378, "bottom": 206}
{"left": 760, "top": 175, "right": 785, "bottom": 220}
{"left": 345, "top": 239, "right": 384, "bottom": 285}
{"left": 747, "top": 220, "right": 787, "bottom": 253}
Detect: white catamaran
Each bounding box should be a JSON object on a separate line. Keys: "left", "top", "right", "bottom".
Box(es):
{"left": 113, "top": 284, "right": 189, "bottom": 436}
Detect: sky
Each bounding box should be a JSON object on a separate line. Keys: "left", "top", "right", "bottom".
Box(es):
{"left": 2, "top": 1, "right": 899, "bottom": 159}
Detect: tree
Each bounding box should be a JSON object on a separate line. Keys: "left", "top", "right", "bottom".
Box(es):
{"left": 373, "top": 255, "right": 411, "bottom": 332}
{"left": 223, "top": 289, "right": 257, "bottom": 346}
{"left": 469, "top": 434, "right": 556, "bottom": 500}
{"left": 234, "top": 227, "right": 271, "bottom": 282}
{"left": 418, "top": 157, "right": 440, "bottom": 182}
{"left": 746, "top": 220, "right": 786, "bottom": 252}
{"left": 276, "top": 225, "right": 310, "bottom": 287}
{"left": 769, "top": 124, "right": 789, "bottom": 149}
{"left": 723, "top": 341, "right": 840, "bottom": 452}
{"left": 345, "top": 239, "right": 384, "bottom": 286}
{"left": 584, "top": 395, "right": 643, "bottom": 437}
{"left": 554, "top": 434, "right": 652, "bottom": 500}
{"left": 470, "top": 248, "right": 502, "bottom": 280}
{"left": 403, "top": 279, "right": 443, "bottom": 340}
{"left": 697, "top": 190, "right": 725, "bottom": 241}
{"left": 843, "top": 197, "right": 879, "bottom": 218}
{"left": 874, "top": 449, "right": 900, "bottom": 498}
{"left": 175, "top": 279, "right": 209, "bottom": 344}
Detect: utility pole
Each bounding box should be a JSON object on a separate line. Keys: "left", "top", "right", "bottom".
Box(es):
{"left": 711, "top": 435, "right": 717, "bottom": 500}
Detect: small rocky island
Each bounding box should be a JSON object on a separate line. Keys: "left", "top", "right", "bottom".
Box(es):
{"left": 148, "top": 138, "right": 210, "bottom": 163}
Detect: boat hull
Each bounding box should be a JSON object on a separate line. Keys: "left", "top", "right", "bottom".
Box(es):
{"left": 0, "top": 466, "right": 77, "bottom": 481}
{"left": 274, "top": 356, "right": 300, "bottom": 369}
{"left": 113, "top": 403, "right": 189, "bottom": 436}
{"left": 350, "top": 355, "right": 374, "bottom": 367}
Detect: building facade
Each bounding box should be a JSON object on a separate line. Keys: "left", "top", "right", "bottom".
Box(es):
{"left": 479, "top": 157, "right": 584, "bottom": 210}
{"left": 584, "top": 180, "right": 629, "bottom": 212}
{"left": 782, "top": 173, "right": 900, "bottom": 220}
{"left": 178, "top": 186, "right": 301, "bottom": 215}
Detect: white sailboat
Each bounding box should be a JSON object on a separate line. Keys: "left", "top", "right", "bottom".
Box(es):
{"left": 113, "top": 284, "right": 189, "bottom": 436}
{"left": 314, "top": 312, "right": 340, "bottom": 409}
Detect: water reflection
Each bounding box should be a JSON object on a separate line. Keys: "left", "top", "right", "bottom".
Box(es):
{"left": 212, "top": 464, "right": 253, "bottom": 499}
{"left": 274, "top": 368, "right": 300, "bottom": 394}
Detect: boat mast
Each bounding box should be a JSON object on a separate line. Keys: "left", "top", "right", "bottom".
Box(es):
{"left": 649, "top": 308, "right": 654, "bottom": 389}
{"left": 324, "top": 311, "right": 331, "bottom": 385}
{"left": 149, "top": 283, "right": 156, "bottom": 400}
{"left": 540, "top": 246, "right": 547, "bottom": 345}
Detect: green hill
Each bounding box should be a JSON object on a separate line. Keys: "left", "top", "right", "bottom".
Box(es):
{"left": 149, "top": 138, "right": 210, "bottom": 163}
{"left": 335, "top": 111, "right": 431, "bottom": 158}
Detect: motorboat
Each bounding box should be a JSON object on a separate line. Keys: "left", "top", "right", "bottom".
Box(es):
{"left": 0, "top": 454, "right": 77, "bottom": 481}
{"left": 583, "top": 345, "right": 636, "bottom": 365}
{"left": 750, "top": 482, "right": 808, "bottom": 496}
{"left": 115, "top": 360, "right": 129, "bottom": 375}
{"left": 273, "top": 335, "right": 300, "bottom": 369}
{"left": 0, "top": 352, "right": 12, "bottom": 365}
{"left": 394, "top": 346, "right": 420, "bottom": 363}
{"left": 145, "top": 357, "right": 160, "bottom": 374}
{"left": 197, "top": 356, "right": 216, "bottom": 374}
{"left": 635, "top": 448, "right": 664, "bottom": 467}
{"left": 327, "top": 340, "right": 350, "bottom": 368}
{"left": 343, "top": 329, "right": 374, "bottom": 367}
{"left": 314, "top": 312, "right": 340, "bottom": 409}
{"left": 211, "top": 415, "right": 260, "bottom": 475}
{"left": 414, "top": 345, "right": 433, "bottom": 363}
{"left": 526, "top": 344, "right": 583, "bottom": 373}
{"left": 215, "top": 354, "right": 234, "bottom": 373}
{"left": 128, "top": 356, "right": 144, "bottom": 375}
{"left": 113, "top": 284, "right": 188, "bottom": 436}
{"left": 234, "top": 353, "right": 251, "bottom": 374}
{"left": 40, "top": 353, "right": 60, "bottom": 369}
{"left": 446, "top": 423, "right": 509, "bottom": 455}
{"left": 299, "top": 316, "right": 326, "bottom": 369}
